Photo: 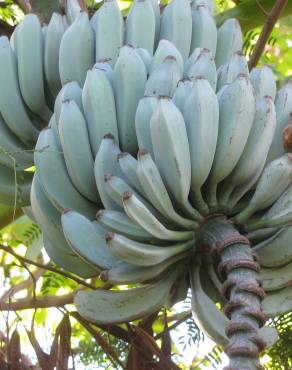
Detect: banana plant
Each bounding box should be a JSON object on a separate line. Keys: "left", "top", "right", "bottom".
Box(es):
{"left": 1, "top": 0, "right": 292, "bottom": 368}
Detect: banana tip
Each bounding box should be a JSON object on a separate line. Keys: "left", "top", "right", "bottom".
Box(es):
{"left": 104, "top": 173, "right": 113, "bottom": 182}
{"left": 123, "top": 191, "right": 133, "bottom": 201}
{"left": 100, "top": 270, "right": 109, "bottom": 282}
{"left": 96, "top": 210, "right": 104, "bottom": 219}
{"left": 105, "top": 232, "right": 114, "bottom": 243}
{"left": 138, "top": 149, "right": 149, "bottom": 157}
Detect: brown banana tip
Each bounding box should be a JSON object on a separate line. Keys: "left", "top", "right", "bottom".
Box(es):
{"left": 123, "top": 191, "right": 133, "bottom": 201}
{"left": 96, "top": 210, "right": 104, "bottom": 219}
{"left": 104, "top": 173, "right": 113, "bottom": 182}
{"left": 124, "top": 43, "right": 134, "bottom": 49}
{"left": 195, "top": 75, "right": 206, "bottom": 80}
{"left": 283, "top": 121, "right": 292, "bottom": 153}
{"left": 159, "top": 95, "right": 171, "bottom": 100}
{"left": 100, "top": 270, "right": 109, "bottom": 281}
{"left": 201, "top": 47, "right": 210, "bottom": 53}
{"left": 165, "top": 55, "right": 176, "bottom": 61}
{"left": 105, "top": 232, "right": 114, "bottom": 243}
{"left": 103, "top": 133, "right": 115, "bottom": 140}
{"left": 263, "top": 95, "right": 273, "bottom": 100}
{"left": 117, "top": 152, "right": 128, "bottom": 161}
{"left": 62, "top": 208, "right": 72, "bottom": 215}
{"left": 138, "top": 149, "right": 149, "bottom": 157}
{"left": 178, "top": 77, "right": 191, "bottom": 85}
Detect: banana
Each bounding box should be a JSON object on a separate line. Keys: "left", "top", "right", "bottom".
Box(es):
{"left": 96, "top": 209, "right": 155, "bottom": 241}
{"left": 183, "top": 77, "right": 219, "bottom": 213}
{"left": 58, "top": 100, "right": 98, "bottom": 202}
{"left": 61, "top": 210, "right": 118, "bottom": 270}
{"left": 215, "top": 18, "right": 243, "bottom": 68}
{"left": 219, "top": 96, "right": 276, "bottom": 207}
{"left": 172, "top": 77, "right": 193, "bottom": 112}
{"left": 137, "top": 150, "right": 197, "bottom": 229}
{"left": 35, "top": 128, "right": 97, "bottom": 219}
{"left": 266, "top": 83, "right": 292, "bottom": 163}
{"left": 54, "top": 81, "right": 83, "bottom": 124}
{"left": 90, "top": 10, "right": 98, "bottom": 31}
{"left": 235, "top": 154, "right": 292, "bottom": 224}
{"left": 113, "top": 45, "right": 147, "bottom": 154}
{"left": 45, "top": 13, "right": 68, "bottom": 98}
{"left": 94, "top": 135, "right": 125, "bottom": 211}
{"left": 148, "top": 0, "right": 161, "bottom": 46}
{"left": 59, "top": 11, "right": 94, "bottom": 86}
{"left": 122, "top": 192, "right": 195, "bottom": 241}
{"left": 101, "top": 252, "right": 189, "bottom": 284}
{"left": 136, "top": 48, "right": 152, "bottom": 75}
{"left": 250, "top": 65, "right": 276, "bottom": 101}
{"left": 82, "top": 68, "right": 119, "bottom": 156}
{"left": 261, "top": 261, "right": 292, "bottom": 292}
{"left": 126, "top": 0, "right": 155, "bottom": 55}
{"left": 0, "top": 36, "right": 38, "bottom": 144}
{"left": 262, "top": 285, "right": 292, "bottom": 318}
{"left": 94, "top": 0, "right": 124, "bottom": 66}
{"left": 150, "top": 39, "right": 184, "bottom": 74}
{"left": 190, "top": 4, "right": 217, "bottom": 58}
{"left": 160, "top": 0, "right": 192, "bottom": 60}
{"left": 184, "top": 47, "right": 201, "bottom": 74}
{"left": 48, "top": 114, "right": 61, "bottom": 149}
{"left": 192, "top": 0, "right": 215, "bottom": 14}
{"left": 65, "top": 0, "right": 82, "bottom": 24}
{"left": 206, "top": 74, "right": 255, "bottom": 209}
{"left": 254, "top": 227, "right": 292, "bottom": 267}
{"left": 145, "top": 55, "right": 182, "bottom": 98}
{"left": 93, "top": 59, "right": 114, "bottom": 85}
{"left": 0, "top": 165, "right": 32, "bottom": 207}
{"left": 117, "top": 152, "right": 145, "bottom": 195}
{"left": 0, "top": 114, "right": 33, "bottom": 170}
{"left": 135, "top": 96, "right": 158, "bottom": 157}
{"left": 106, "top": 232, "right": 194, "bottom": 266}
{"left": 185, "top": 48, "right": 217, "bottom": 90}
{"left": 150, "top": 96, "right": 200, "bottom": 220}
{"left": 216, "top": 51, "right": 249, "bottom": 92}
{"left": 75, "top": 270, "right": 177, "bottom": 324}
{"left": 16, "top": 14, "right": 52, "bottom": 121}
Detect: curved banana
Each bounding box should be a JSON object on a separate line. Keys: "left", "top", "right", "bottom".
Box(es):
{"left": 117, "top": 152, "right": 145, "bottom": 195}
{"left": 65, "top": 0, "right": 82, "bottom": 24}
{"left": 126, "top": 0, "right": 155, "bottom": 55}
{"left": 250, "top": 65, "right": 276, "bottom": 101}
{"left": 137, "top": 150, "right": 196, "bottom": 229}
{"left": 45, "top": 13, "right": 68, "bottom": 98}
{"left": 148, "top": 0, "right": 161, "bottom": 46}
{"left": 35, "top": 128, "right": 97, "bottom": 219}
{"left": 16, "top": 14, "right": 52, "bottom": 121}
{"left": 82, "top": 68, "right": 119, "bottom": 156}
{"left": 172, "top": 77, "right": 193, "bottom": 112}
{"left": 96, "top": 209, "right": 155, "bottom": 241}
{"left": 59, "top": 11, "right": 94, "bottom": 86}
{"left": 59, "top": 100, "right": 98, "bottom": 202}
{"left": 75, "top": 270, "right": 177, "bottom": 324}
{"left": 190, "top": 4, "right": 217, "bottom": 58}
{"left": 215, "top": 18, "right": 243, "bottom": 67}
{"left": 206, "top": 74, "right": 255, "bottom": 208}
{"left": 61, "top": 210, "right": 118, "bottom": 270}
{"left": 219, "top": 96, "right": 276, "bottom": 207}
{"left": 135, "top": 96, "right": 158, "bottom": 157}
{"left": 94, "top": 0, "right": 124, "bottom": 66}
{"left": 93, "top": 59, "right": 114, "bottom": 85}
{"left": 160, "top": 0, "right": 192, "bottom": 60}
{"left": 123, "top": 192, "right": 195, "bottom": 241}
{"left": 0, "top": 36, "right": 38, "bottom": 143}
{"left": 113, "top": 46, "right": 147, "bottom": 154}
{"left": 150, "top": 39, "right": 184, "bottom": 74}
{"left": 136, "top": 48, "right": 152, "bottom": 75}
{"left": 48, "top": 114, "right": 61, "bottom": 149}
{"left": 106, "top": 232, "right": 194, "bottom": 266}
{"left": 54, "top": 81, "right": 83, "bottom": 124}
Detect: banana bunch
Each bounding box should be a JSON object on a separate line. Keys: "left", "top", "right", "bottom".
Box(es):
{"left": 4, "top": 0, "right": 292, "bottom": 366}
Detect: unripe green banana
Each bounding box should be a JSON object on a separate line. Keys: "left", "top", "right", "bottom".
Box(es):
{"left": 135, "top": 95, "right": 158, "bottom": 157}
{"left": 35, "top": 128, "right": 97, "bottom": 219}
{"left": 136, "top": 48, "right": 152, "bottom": 75}
{"left": 62, "top": 210, "right": 118, "bottom": 270}
{"left": 117, "top": 152, "right": 146, "bottom": 195}
{"left": 45, "top": 13, "right": 68, "bottom": 98}
{"left": 192, "top": 0, "right": 215, "bottom": 14}
{"left": 151, "top": 39, "right": 184, "bottom": 73}
{"left": 235, "top": 154, "right": 292, "bottom": 224}
{"left": 261, "top": 261, "right": 292, "bottom": 292}
{"left": 219, "top": 96, "right": 276, "bottom": 207}
{"left": 262, "top": 285, "right": 292, "bottom": 318}
{"left": 183, "top": 77, "right": 219, "bottom": 213}
{"left": 113, "top": 45, "right": 147, "bottom": 154}
{"left": 94, "top": 0, "right": 124, "bottom": 66}
{"left": 172, "top": 77, "right": 193, "bottom": 112}
{"left": 266, "top": 83, "right": 292, "bottom": 163}
{"left": 65, "top": 0, "right": 82, "bottom": 24}
{"left": 126, "top": 0, "right": 155, "bottom": 55}
{"left": 186, "top": 48, "right": 217, "bottom": 90}
{"left": 48, "top": 114, "right": 61, "bottom": 149}
{"left": 148, "top": 0, "right": 161, "bottom": 46}
{"left": 16, "top": 14, "right": 52, "bottom": 122}
{"left": 145, "top": 55, "right": 182, "bottom": 97}
{"left": 59, "top": 11, "right": 94, "bottom": 86}
{"left": 216, "top": 51, "right": 249, "bottom": 91}
{"left": 206, "top": 74, "right": 255, "bottom": 208}
{"left": 59, "top": 100, "right": 98, "bottom": 202}
{"left": 54, "top": 81, "right": 83, "bottom": 124}
{"left": 97, "top": 209, "right": 155, "bottom": 241}
{"left": 93, "top": 59, "right": 114, "bottom": 85}
{"left": 106, "top": 231, "right": 194, "bottom": 266}
{"left": 215, "top": 18, "right": 243, "bottom": 67}
{"left": 82, "top": 68, "right": 119, "bottom": 156}
{"left": 190, "top": 4, "right": 217, "bottom": 57}
{"left": 250, "top": 65, "right": 276, "bottom": 101}
{"left": 0, "top": 36, "right": 38, "bottom": 143}
{"left": 160, "top": 0, "right": 192, "bottom": 60}
{"left": 183, "top": 47, "right": 201, "bottom": 73}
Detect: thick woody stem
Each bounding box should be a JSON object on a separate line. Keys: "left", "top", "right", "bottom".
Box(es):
{"left": 198, "top": 216, "right": 266, "bottom": 370}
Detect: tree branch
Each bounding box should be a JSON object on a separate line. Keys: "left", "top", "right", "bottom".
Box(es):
{"left": 0, "top": 293, "right": 74, "bottom": 311}
{"left": 249, "top": 0, "right": 288, "bottom": 69}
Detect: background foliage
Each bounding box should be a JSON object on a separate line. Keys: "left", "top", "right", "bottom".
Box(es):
{"left": 0, "top": 0, "right": 291, "bottom": 369}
